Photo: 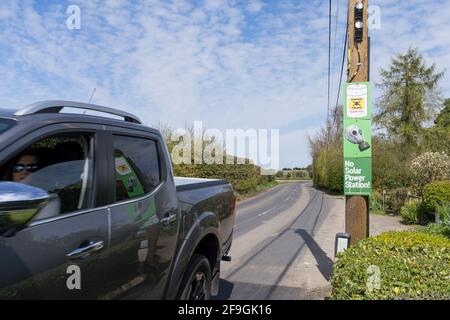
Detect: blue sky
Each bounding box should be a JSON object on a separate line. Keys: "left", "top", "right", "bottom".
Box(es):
{"left": 1, "top": 0, "right": 450, "bottom": 169}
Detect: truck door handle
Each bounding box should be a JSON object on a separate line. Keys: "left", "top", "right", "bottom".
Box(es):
{"left": 160, "top": 213, "right": 177, "bottom": 226}
{"left": 67, "top": 241, "right": 104, "bottom": 261}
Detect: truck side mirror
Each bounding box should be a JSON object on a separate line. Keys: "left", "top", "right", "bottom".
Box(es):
{"left": 0, "top": 182, "right": 50, "bottom": 237}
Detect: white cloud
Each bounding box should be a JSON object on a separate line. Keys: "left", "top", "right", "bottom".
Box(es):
{"left": 247, "top": 0, "right": 264, "bottom": 14}
{"left": 1, "top": 0, "right": 450, "bottom": 169}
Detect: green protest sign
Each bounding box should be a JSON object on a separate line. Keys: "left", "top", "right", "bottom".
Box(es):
{"left": 343, "top": 82, "right": 372, "bottom": 196}
{"left": 344, "top": 158, "right": 372, "bottom": 195}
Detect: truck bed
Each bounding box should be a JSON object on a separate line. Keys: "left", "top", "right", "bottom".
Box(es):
{"left": 174, "top": 177, "right": 229, "bottom": 191}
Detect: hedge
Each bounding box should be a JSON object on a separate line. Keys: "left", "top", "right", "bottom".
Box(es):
{"left": 331, "top": 231, "right": 450, "bottom": 300}
{"left": 422, "top": 180, "right": 450, "bottom": 213}
{"left": 312, "top": 146, "right": 343, "bottom": 192}
{"left": 173, "top": 160, "right": 274, "bottom": 197}
{"left": 400, "top": 200, "right": 428, "bottom": 225}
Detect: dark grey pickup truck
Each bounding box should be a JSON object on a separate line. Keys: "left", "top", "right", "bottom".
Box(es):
{"left": 0, "top": 101, "right": 235, "bottom": 300}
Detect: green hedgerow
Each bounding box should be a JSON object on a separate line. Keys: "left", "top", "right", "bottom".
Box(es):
{"left": 436, "top": 202, "right": 450, "bottom": 227}
{"left": 400, "top": 200, "right": 428, "bottom": 225}
{"left": 422, "top": 181, "right": 450, "bottom": 213}
{"left": 370, "top": 192, "right": 384, "bottom": 212}
{"left": 331, "top": 231, "right": 450, "bottom": 300}
{"left": 426, "top": 223, "right": 450, "bottom": 239}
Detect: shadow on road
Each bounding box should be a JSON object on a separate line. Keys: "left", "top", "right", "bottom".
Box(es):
{"left": 213, "top": 279, "right": 234, "bottom": 300}
{"left": 294, "top": 229, "right": 333, "bottom": 281}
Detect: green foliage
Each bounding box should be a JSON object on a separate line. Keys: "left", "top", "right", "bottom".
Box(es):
{"left": 435, "top": 99, "right": 450, "bottom": 128}
{"left": 400, "top": 200, "right": 428, "bottom": 225}
{"left": 375, "top": 48, "right": 444, "bottom": 148}
{"left": 159, "top": 125, "right": 277, "bottom": 197}
{"left": 309, "top": 104, "right": 343, "bottom": 193}
{"left": 425, "top": 223, "right": 450, "bottom": 239}
{"left": 422, "top": 181, "right": 450, "bottom": 213}
{"left": 372, "top": 137, "right": 412, "bottom": 190}
{"left": 312, "top": 146, "right": 343, "bottom": 193}
{"left": 331, "top": 231, "right": 450, "bottom": 300}
{"left": 436, "top": 202, "right": 450, "bottom": 227}
{"left": 386, "top": 187, "right": 410, "bottom": 215}
{"left": 410, "top": 152, "right": 450, "bottom": 192}
{"left": 421, "top": 99, "right": 450, "bottom": 153}
{"left": 369, "top": 191, "right": 384, "bottom": 212}
{"left": 172, "top": 157, "right": 276, "bottom": 197}
{"left": 423, "top": 126, "right": 450, "bottom": 154}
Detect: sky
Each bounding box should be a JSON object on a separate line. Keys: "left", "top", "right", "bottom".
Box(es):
{"left": 1, "top": 0, "right": 450, "bottom": 169}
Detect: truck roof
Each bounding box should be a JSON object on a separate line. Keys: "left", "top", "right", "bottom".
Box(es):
{"left": 0, "top": 109, "right": 18, "bottom": 119}
{"left": 0, "top": 101, "right": 162, "bottom": 136}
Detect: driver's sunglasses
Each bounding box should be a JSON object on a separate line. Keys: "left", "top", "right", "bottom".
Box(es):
{"left": 13, "top": 163, "right": 39, "bottom": 173}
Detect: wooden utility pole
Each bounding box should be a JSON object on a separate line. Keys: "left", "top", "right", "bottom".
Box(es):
{"left": 346, "top": 0, "right": 370, "bottom": 244}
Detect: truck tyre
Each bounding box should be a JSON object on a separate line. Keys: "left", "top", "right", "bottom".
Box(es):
{"left": 177, "top": 254, "right": 212, "bottom": 300}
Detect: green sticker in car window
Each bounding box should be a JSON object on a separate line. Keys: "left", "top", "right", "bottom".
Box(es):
{"left": 115, "top": 155, "right": 144, "bottom": 198}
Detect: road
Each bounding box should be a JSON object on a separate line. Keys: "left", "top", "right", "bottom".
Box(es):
{"left": 215, "top": 181, "right": 343, "bottom": 300}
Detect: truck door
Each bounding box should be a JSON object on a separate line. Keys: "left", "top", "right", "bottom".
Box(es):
{"left": 0, "top": 127, "right": 115, "bottom": 299}
{"left": 105, "top": 132, "right": 179, "bottom": 299}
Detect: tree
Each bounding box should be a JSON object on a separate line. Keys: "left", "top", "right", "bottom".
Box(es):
{"left": 409, "top": 152, "right": 450, "bottom": 193}
{"left": 372, "top": 137, "right": 412, "bottom": 190}
{"left": 422, "top": 98, "right": 450, "bottom": 153}
{"left": 435, "top": 98, "right": 450, "bottom": 128}
{"left": 375, "top": 48, "right": 444, "bottom": 152}
{"left": 308, "top": 104, "right": 344, "bottom": 192}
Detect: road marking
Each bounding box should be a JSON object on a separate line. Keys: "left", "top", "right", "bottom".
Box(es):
{"left": 258, "top": 208, "right": 275, "bottom": 217}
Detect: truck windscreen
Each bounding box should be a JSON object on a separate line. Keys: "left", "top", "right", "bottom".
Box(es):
{"left": 0, "top": 118, "right": 15, "bottom": 135}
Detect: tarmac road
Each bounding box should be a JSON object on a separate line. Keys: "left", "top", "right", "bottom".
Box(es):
{"left": 215, "top": 181, "right": 339, "bottom": 300}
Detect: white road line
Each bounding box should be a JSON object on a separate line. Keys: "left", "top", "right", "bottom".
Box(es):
{"left": 258, "top": 208, "right": 275, "bottom": 217}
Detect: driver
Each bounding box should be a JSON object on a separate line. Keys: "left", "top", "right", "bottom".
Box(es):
{"left": 12, "top": 153, "right": 40, "bottom": 183}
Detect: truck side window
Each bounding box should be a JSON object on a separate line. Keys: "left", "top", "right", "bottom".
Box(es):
{"left": 0, "top": 134, "right": 95, "bottom": 219}
{"left": 113, "top": 135, "right": 161, "bottom": 202}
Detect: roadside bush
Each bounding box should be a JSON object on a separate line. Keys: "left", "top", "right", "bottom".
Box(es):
{"left": 312, "top": 146, "right": 343, "bottom": 193}
{"left": 173, "top": 159, "right": 269, "bottom": 197}
{"left": 410, "top": 152, "right": 450, "bottom": 192}
{"left": 370, "top": 191, "right": 384, "bottom": 212}
{"left": 331, "top": 231, "right": 450, "bottom": 300}
{"left": 400, "top": 200, "right": 428, "bottom": 225}
{"left": 387, "top": 187, "right": 410, "bottom": 215}
{"left": 372, "top": 138, "right": 412, "bottom": 190}
{"left": 436, "top": 202, "right": 450, "bottom": 227}
{"left": 422, "top": 181, "right": 450, "bottom": 213}
{"left": 426, "top": 223, "right": 450, "bottom": 239}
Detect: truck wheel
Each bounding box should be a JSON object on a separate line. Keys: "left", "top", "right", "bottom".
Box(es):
{"left": 177, "top": 254, "right": 212, "bottom": 300}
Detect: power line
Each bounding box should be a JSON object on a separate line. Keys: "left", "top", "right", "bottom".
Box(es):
{"left": 331, "top": 0, "right": 340, "bottom": 109}
{"left": 327, "top": 0, "right": 332, "bottom": 128}
{"left": 332, "top": 7, "right": 349, "bottom": 127}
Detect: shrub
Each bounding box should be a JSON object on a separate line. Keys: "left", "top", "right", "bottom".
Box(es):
{"left": 387, "top": 187, "right": 410, "bottom": 215}
{"left": 331, "top": 231, "right": 450, "bottom": 300}
{"left": 436, "top": 202, "right": 450, "bottom": 227}
{"left": 422, "top": 181, "right": 450, "bottom": 213}
{"left": 372, "top": 138, "right": 412, "bottom": 190}
{"left": 312, "top": 146, "right": 343, "bottom": 193}
{"left": 410, "top": 152, "right": 450, "bottom": 192}
{"left": 400, "top": 200, "right": 428, "bottom": 225}
{"left": 370, "top": 191, "right": 384, "bottom": 212}
{"left": 426, "top": 223, "right": 450, "bottom": 239}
